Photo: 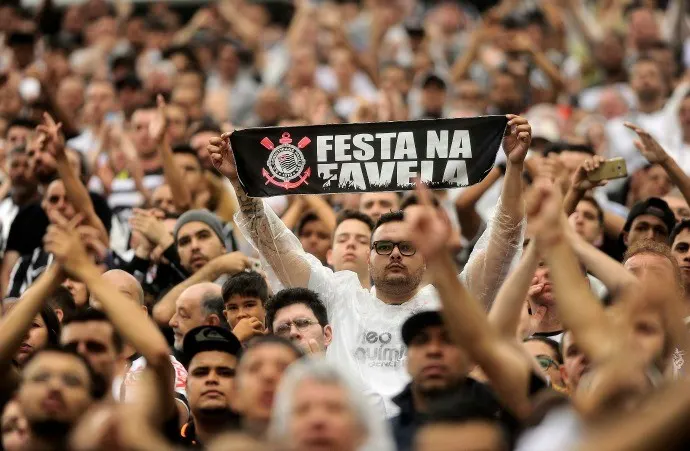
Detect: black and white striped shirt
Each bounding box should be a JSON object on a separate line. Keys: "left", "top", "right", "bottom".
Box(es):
{"left": 7, "top": 248, "right": 53, "bottom": 298}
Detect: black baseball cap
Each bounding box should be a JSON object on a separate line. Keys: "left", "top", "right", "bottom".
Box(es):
{"left": 623, "top": 197, "right": 676, "bottom": 233}
{"left": 114, "top": 73, "right": 142, "bottom": 92}
{"left": 402, "top": 310, "right": 444, "bottom": 346}
{"left": 183, "top": 326, "right": 242, "bottom": 362}
{"left": 421, "top": 72, "right": 447, "bottom": 90}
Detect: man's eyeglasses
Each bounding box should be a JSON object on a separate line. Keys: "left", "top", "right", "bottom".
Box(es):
{"left": 274, "top": 318, "right": 319, "bottom": 337}
{"left": 536, "top": 355, "right": 558, "bottom": 370}
{"left": 371, "top": 240, "right": 416, "bottom": 256}
{"left": 63, "top": 340, "right": 108, "bottom": 354}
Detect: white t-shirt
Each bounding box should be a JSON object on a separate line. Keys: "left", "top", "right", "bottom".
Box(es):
{"left": 308, "top": 260, "right": 447, "bottom": 416}
{"left": 0, "top": 197, "right": 19, "bottom": 255}
{"left": 516, "top": 405, "right": 582, "bottom": 451}
{"left": 237, "top": 200, "right": 520, "bottom": 418}
{"left": 113, "top": 355, "right": 188, "bottom": 403}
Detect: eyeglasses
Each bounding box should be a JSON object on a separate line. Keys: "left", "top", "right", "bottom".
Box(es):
{"left": 63, "top": 340, "right": 108, "bottom": 354}
{"left": 274, "top": 318, "right": 319, "bottom": 337}
{"left": 371, "top": 240, "right": 416, "bottom": 256}
{"left": 536, "top": 355, "right": 558, "bottom": 370}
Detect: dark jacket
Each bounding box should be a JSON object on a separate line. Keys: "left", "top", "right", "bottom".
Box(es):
{"left": 389, "top": 378, "right": 508, "bottom": 451}
{"left": 389, "top": 383, "right": 423, "bottom": 451}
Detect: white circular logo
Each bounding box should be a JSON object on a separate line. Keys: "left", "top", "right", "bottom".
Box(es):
{"left": 267, "top": 143, "right": 306, "bottom": 182}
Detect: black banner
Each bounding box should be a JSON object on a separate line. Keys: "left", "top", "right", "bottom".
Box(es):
{"left": 230, "top": 116, "right": 508, "bottom": 198}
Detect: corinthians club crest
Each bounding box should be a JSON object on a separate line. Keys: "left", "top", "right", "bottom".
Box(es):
{"left": 260, "top": 132, "right": 312, "bottom": 190}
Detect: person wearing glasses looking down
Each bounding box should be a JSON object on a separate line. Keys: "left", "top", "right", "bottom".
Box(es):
{"left": 206, "top": 114, "right": 531, "bottom": 416}
{"left": 265, "top": 287, "right": 332, "bottom": 355}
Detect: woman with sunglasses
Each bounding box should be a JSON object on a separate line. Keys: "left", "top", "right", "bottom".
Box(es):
{"left": 523, "top": 336, "right": 565, "bottom": 391}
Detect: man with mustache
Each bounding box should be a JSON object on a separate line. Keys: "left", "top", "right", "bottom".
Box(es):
{"left": 179, "top": 325, "right": 242, "bottom": 447}
{"left": 17, "top": 348, "right": 103, "bottom": 451}
{"left": 174, "top": 209, "right": 231, "bottom": 275}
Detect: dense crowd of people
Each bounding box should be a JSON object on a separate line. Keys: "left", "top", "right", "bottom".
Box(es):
{"left": 2, "top": 0, "right": 690, "bottom": 449}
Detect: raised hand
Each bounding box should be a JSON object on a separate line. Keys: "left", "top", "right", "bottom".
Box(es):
{"left": 306, "top": 338, "right": 325, "bottom": 356}
{"left": 129, "top": 208, "right": 171, "bottom": 246}
{"left": 525, "top": 179, "right": 565, "bottom": 247}
{"left": 44, "top": 214, "right": 92, "bottom": 278}
{"left": 36, "top": 112, "right": 66, "bottom": 159}
{"left": 207, "top": 133, "right": 238, "bottom": 182}
{"left": 571, "top": 155, "right": 608, "bottom": 192}
{"left": 211, "top": 251, "right": 251, "bottom": 276}
{"left": 624, "top": 122, "right": 669, "bottom": 164}
{"left": 148, "top": 94, "right": 168, "bottom": 144}
{"left": 403, "top": 181, "right": 452, "bottom": 260}
{"left": 503, "top": 115, "right": 532, "bottom": 165}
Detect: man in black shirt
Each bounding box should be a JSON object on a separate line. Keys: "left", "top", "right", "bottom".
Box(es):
{"left": 390, "top": 311, "right": 502, "bottom": 451}
{"left": 1, "top": 133, "right": 111, "bottom": 295}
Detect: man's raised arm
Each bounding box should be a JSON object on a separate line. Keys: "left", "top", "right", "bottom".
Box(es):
{"left": 461, "top": 115, "right": 529, "bottom": 309}
{"left": 207, "top": 134, "right": 312, "bottom": 288}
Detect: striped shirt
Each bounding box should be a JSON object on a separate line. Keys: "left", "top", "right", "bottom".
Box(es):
{"left": 88, "top": 168, "right": 165, "bottom": 219}
{"left": 7, "top": 248, "right": 53, "bottom": 298}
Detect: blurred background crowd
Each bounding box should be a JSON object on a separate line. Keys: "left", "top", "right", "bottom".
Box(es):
{"left": 1, "top": 0, "right": 690, "bottom": 450}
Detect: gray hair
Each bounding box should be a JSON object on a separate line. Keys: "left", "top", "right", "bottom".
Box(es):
{"left": 268, "top": 358, "right": 394, "bottom": 451}
{"left": 201, "top": 292, "right": 229, "bottom": 328}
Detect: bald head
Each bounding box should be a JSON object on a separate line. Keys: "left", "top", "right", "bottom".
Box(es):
{"left": 170, "top": 283, "right": 225, "bottom": 351}
{"left": 180, "top": 282, "right": 222, "bottom": 302}
{"left": 101, "top": 270, "right": 145, "bottom": 306}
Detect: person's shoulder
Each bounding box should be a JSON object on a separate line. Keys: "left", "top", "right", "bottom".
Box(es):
{"left": 88, "top": 191, "right": 109, "bottom": 205}
{"left": 15, "top": 201, "right": 42, "bottom": 216}
{"left": 10, "top": 202, "right": 44, "bottom": 227}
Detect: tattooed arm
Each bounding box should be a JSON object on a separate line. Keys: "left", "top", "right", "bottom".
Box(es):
{"left": 208, "top": 135, "right": 312, "bottom": 288}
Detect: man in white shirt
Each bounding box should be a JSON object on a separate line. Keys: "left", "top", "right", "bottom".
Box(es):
{"left": 66, "top": 80, "right": 118, "bottom": 155}
{"left": 606, "top": 58, "right": 689, "bottom": 176}
{"left": 207, "top": 115, "right": 531, "bottom": 415}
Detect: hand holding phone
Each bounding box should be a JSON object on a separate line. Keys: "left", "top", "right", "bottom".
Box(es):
{"left": 586, "top": 157, "right": 627, "bottom": 183}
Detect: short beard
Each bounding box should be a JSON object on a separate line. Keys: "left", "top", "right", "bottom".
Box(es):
{"left": 371, "top": 267, "right": 424, "bottom": 300}
{"left": 30, "top": 419, "right": 71, "bottom": 447}
{"left": 637, "top": 89, "right": 660, "bottom": 104}
{"left": 35, "top": 170, "right": 57, "bottom": 185}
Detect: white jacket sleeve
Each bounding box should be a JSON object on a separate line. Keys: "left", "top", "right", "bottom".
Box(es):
{"left": 459, "top": 197, "right": 525, "bottom": 309}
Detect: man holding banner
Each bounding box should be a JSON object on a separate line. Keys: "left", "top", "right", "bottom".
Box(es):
{"left": 206, "top": 114, "right": 530, "bottom": 416}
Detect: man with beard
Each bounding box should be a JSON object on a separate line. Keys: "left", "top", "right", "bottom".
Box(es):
{"left": 0, "top": 147, "right": 39, "bottom": 256}
{"left": 390, "top": 311, "right": 501, "bottom": 451}
{"left": 208, "top": 114, "right": 530, "bottom": 415}
{"left": 174, "top": 210, "right": 233, "bottom": 276}
{"left": 152, "top": 210, "right": 251, "bottom": 325}
{"left": 179, "top": 326, "right": 242, "bottom": 447}
{"left": 17, "top": 347, "right": 103, "bottom": 451}
{"left": 1, "top": 119, "right": 112, "bottom": 296}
